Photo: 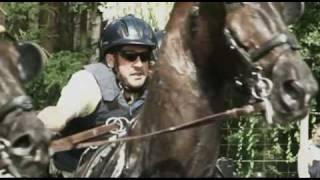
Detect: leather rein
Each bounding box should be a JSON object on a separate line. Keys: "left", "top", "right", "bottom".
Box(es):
{"left": 50, "top": 101, "right": 267, "bottom": 153}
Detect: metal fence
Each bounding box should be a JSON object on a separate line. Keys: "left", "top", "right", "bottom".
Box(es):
{"left": 218, "top": 112, "right": 318, "bottom": 178}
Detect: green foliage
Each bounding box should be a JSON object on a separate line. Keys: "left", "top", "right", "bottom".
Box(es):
{"left": 2, "top": 2, "right": 96, "bottom": 108}
{"left": 68, "top": 2, "right": 90, "bottom": 13}
{"left": 25, "top": 49, "right": 92, "bottom": 109}
{"left": 293, "top": 2, "right": 320, "bottom": 78}
{"left": 3, "top": 2, "right": 40, "bottom": 42}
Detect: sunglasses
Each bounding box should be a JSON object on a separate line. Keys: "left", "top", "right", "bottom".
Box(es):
{"left": 118, "top": 50, "right": 152, "bottom": 62}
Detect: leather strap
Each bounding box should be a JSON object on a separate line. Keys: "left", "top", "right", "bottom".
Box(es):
{"left": 50, "top": 101, "right": 265, "bottom": 153}
{"left": 50, "top": 123, "right": 118, "bottom": 153}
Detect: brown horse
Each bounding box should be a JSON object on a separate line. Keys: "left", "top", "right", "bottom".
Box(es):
{"left": 74, "top": 2, "right": 318, "bottom": 177}
{"left": 0, "top": 33, "right": 51, "bottom": 177}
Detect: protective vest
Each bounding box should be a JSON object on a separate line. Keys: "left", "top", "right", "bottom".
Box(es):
{"left": 53, "top": 63, "right": 147, "bottom": 172}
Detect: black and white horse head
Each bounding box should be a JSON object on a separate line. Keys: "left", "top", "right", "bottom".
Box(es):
{"left": 0, "top": 29, "right": 51, "bottom": 177}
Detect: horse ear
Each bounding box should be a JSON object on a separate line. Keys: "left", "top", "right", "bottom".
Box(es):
{"left": 274, "top": 2, "right": 305, "bottom": 25}
{"left": 15, "top": 42, "right": 48, "bottom": 82}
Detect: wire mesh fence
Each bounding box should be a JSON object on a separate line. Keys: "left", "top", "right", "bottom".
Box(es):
{"left": 219, "top": 112, "right": 319, "bottom": 178}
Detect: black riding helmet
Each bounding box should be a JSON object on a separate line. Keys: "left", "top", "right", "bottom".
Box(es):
{"left": 100, "top": 14, "right": 157, "bottom": 60}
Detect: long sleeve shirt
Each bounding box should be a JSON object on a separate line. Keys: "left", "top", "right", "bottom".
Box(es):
{"left": 37, "top": 70, "right": 102, "bottom": 131}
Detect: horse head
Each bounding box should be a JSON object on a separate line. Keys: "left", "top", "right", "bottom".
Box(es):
{"left": 0, "top": 30, "right": 51, "bottom": 177}
{"left": 192, "top": 2, "right": 318, "bottom": 124}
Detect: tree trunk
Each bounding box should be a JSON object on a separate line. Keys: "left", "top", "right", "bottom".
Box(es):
{"left": 58, "top": 2, "right": 74, "bottom": 51}
{"left": 39, "top": 2, "right": 59, "bottom": 53}
{"left": 0, "top": 2, "right": 5, "bottom": 27}
{"left": 79, "top": 7, "right": 88, "bottom": 50}
{"left": 73, "top": 6, "right": 80, "bottom": 50}
{"left": 89, "top": 2, "right": 102, "bottom": 62}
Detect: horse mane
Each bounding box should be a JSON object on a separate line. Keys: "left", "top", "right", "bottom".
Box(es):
{"left": 0, "top": 43, "right": 24, "bottom": 106}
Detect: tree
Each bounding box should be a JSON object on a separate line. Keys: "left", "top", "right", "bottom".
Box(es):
{"left": 0, "top": 3, "right": 6, "bottom": 26}
{"left": 39, "top": 2, "right": 59, "bottom": 53}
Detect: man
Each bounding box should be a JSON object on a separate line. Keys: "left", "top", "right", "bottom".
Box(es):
{"left": 37, "top": 14, "right": 157, "bottom": 177}
{"left": 298, "top": 123, "right": 320, "bottom": 178}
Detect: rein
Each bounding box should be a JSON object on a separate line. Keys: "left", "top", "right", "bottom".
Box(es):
{"left": 50, "top": 101, "right": 267, "bottom": 153}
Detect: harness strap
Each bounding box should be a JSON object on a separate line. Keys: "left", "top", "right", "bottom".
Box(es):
{"left": 249, "top": 33, "right": 300, "bottom": 62}
{"left": 50, "top": 123, "right": 118, "bottom": 153}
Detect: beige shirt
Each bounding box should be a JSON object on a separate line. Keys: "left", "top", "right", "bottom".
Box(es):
{"left": 37, "top": 70, "right": 102, "bottom": 131}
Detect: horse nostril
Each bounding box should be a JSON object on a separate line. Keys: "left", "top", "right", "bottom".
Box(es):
{"left": 10, "top": 133, "right": 34, "bottom": 156}
{"left": 12, "top": 134, "right": 31, "bottom": 149}
{"left": 283, "top": 80, "right": 305, "bottom": 100}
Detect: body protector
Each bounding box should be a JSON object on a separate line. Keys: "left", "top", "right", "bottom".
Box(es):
{"left": 52, "top": 63, "right": 147, "bottom": 173}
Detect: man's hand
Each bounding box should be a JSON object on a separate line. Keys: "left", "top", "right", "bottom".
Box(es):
{"left": 37, "top": 106, "right": 66, "bottom": 131}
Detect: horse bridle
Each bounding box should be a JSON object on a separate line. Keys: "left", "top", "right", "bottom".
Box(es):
{"left": 224, "top": 27, "right": 302, "bottom": 124}
{"left": 224, "top": 28, "right": 301, "bottom": 68}
{"left": 223, "top": 2, "right": 302, "bottom": 123}
{"left": 223, "top": 3, "right": 301, "bottom": 65}
{"left": 0, "top": 95, "right": 34, "bottom": 177}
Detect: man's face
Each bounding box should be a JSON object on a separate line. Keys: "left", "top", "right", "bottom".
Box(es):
{"left": 111, "top": 45, "right": 152, "bottom": 90}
